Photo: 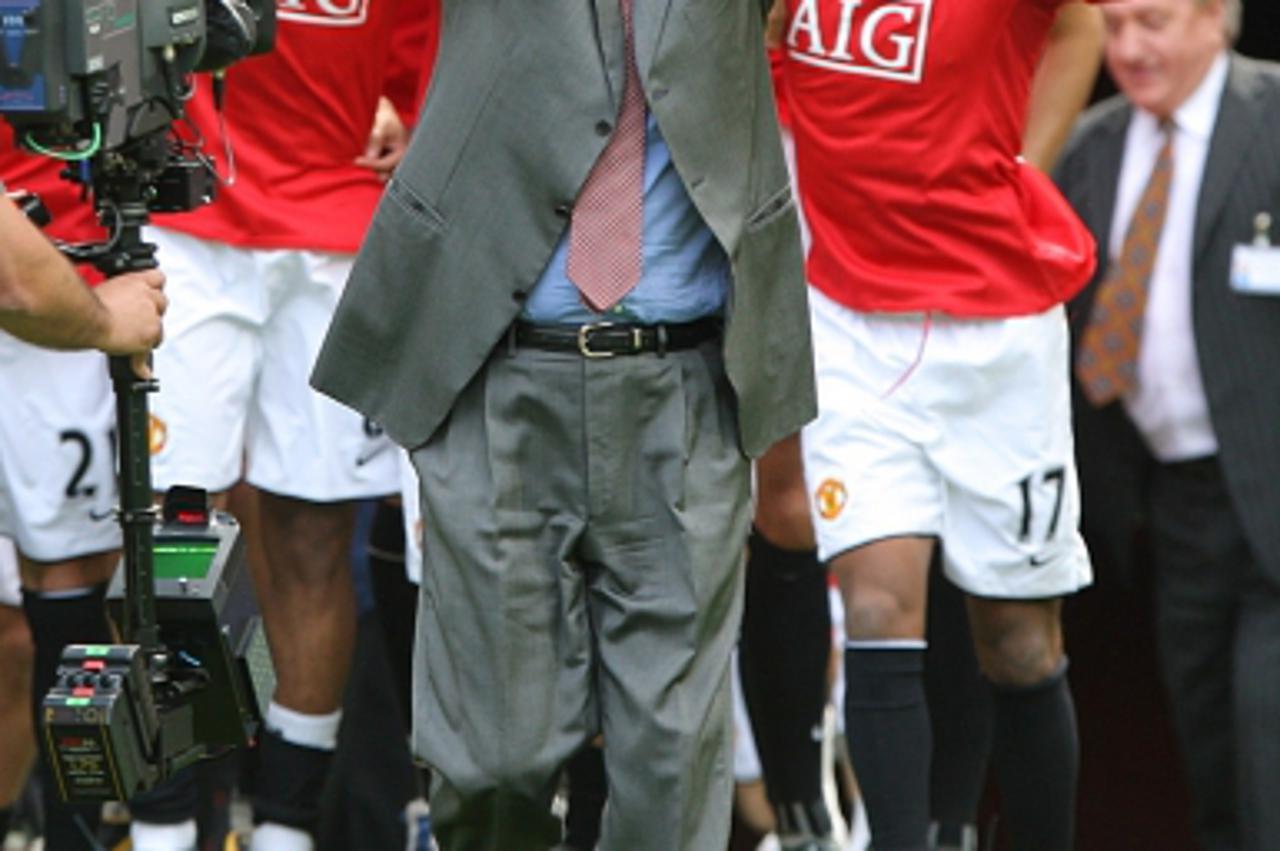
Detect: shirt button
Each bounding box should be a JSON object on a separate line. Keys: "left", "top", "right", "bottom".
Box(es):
{"left": 554, "top": 203, "right": 572, "bottom": 218}
{"left": 595, "top": 120, "right": 613, "bottom": 136}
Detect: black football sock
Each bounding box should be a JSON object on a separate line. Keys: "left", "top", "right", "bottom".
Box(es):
{"left": 989, "top": 659, "right": 1078, "bottom": 851}
{"left": 367, "top": 498, "right": 414, "bottom": 730}
{"left": 739, "top": 529, "right": 833, "bottom": 838}
{"left": 563, "top": 744, "right": 607, "bottom": 850}
{"left": 22, "top": 585, "right": 111, "bottom": 851}
{"left": 251, "top": 726, "right": 334, "bottom": 836}
{"left": 924, "top": 566, "right": 990, "bottom": 841}
{"left": 844, "top": 644, "right": 931, "bottom": 851}
{"left": 366, "top": 499, "right": 436, "bottom": 796}
{"left": 129, "top": 767, "right": 199, "bottom": 824}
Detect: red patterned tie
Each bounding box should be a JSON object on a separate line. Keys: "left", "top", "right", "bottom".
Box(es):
{"left": 1076, "top": 125, "right": 1175, "bottom": 406}
{"left": 566, "top": 0, "right": 646, "bottom": 312}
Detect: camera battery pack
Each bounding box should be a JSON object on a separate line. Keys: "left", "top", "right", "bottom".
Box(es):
{"left": 42, "top": 644, "right": 163, "bottom": 802}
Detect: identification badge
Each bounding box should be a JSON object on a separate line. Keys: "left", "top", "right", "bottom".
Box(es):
{"left": 1231, "top": 212, "right": 1280, "bottom": 295}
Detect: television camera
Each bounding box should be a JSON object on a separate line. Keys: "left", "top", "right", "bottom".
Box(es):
{"left": 1, "top": 0, "right": 277, "bottom": 803}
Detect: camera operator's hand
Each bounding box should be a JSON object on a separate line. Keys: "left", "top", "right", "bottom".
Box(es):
{"left": 93, "top": 269, "right": 168, "bottom": 377}
{"left": 0, "top": 194, "right": 165, "bottom": 372}
{"left": 355, "top": 96, "right": 408, "bottom": 181}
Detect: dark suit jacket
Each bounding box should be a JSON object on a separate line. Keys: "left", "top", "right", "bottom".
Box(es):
{"left": 310, "top": 0, "right": 815, "bottom": 459}
{"left": 1054, "top": 55, "right": 1280, "bottom": 585}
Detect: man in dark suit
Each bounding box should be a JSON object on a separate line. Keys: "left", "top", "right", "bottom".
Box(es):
{"left": 1055, "top": 2, "right": 1280, "bottom": 848}
{"left": 311, "top": 1, "right": 815, "bottom": 848}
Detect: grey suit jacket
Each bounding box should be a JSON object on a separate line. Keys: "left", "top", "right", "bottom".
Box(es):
{"left": 1055, "top": 55, "right": 1280, "bottom": 584}
{"left": 311, "top": 0, "right": 815, "bottom": 459}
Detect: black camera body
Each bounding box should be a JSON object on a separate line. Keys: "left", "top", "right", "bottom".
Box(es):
{"left": 0, "top": 0, "right": 274, "bottom": 150}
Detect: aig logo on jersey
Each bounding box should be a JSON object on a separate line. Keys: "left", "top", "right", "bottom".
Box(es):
{"left": 277, "top": 0, "right": 369, "bottom": 27}
{"left": 787, "top": 0, "right": 934, "bottom": 84}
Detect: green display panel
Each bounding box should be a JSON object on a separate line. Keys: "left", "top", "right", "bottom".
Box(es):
{"left": 152, "top": 541, "right": 218, "bottom": 580}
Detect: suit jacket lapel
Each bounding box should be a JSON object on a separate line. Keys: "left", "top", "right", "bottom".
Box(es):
{"left": 593, "top": 0, "right": 625, "bottom": 108}
{"left": 633, "top": 0, "right": 675, "bottom": 83}
{"left": 1066, "top": 101, "right": 1129, "bottom": 337}
{"left": 1070, "top": 101, "right": 1131, "bottom": 310}
{"left": 1088, "top": 106, "right": 1131, "bottom": 276}
{"left": 1195, "top": 55, "right": 1264, "bottom": 259}
{"left": 597, "top": 0, "right": 676, "bottom": 103}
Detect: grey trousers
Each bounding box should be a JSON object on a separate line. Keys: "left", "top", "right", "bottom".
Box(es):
{"left": 408, "top": 338, "right": 751, "bottom": 851}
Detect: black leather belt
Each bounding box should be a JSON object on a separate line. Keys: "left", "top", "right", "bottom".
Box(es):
{"left": 509, "top": 318, "right": 721, "bottom": 358}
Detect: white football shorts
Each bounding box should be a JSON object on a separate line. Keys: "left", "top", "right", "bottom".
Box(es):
{"left": 146, "top": 227, "right": 398, "bottom": 501}
{"left": 0, "top": 536, "right": 19, "bottom": 606}
{"left": 801, "top": 287, "right": 1093, "bottom": 600}
{"left": 399, "top": 449, "right": 423, "bottom": 585}
{"left": 0, "top": 334, "right": 120, "bottom": 562}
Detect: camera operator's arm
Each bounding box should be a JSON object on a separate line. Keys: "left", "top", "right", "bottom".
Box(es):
{"left": 0, "top": 194, "right": 167, "bottom": 357}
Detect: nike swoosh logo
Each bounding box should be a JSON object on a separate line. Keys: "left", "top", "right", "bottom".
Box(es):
{"left": 1029, "top": 554, "right": 1053, "bottom": 567}
{"left": 355, "top": 442, "right": 392, "bottom": 468}
{"left": 89, "top": 509, "right": 115, "bottom": 522}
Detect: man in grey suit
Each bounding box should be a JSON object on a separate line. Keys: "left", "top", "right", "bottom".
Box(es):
{"left": 311, "top": 1, "right": 815, "bottom": 848}
{"left": 1056, "top": 1, "right": 1280, "bottom": 848}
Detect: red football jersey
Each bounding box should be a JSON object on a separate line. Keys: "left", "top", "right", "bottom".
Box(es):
{"left": 771, "top": 47, "right": 792, "bottom": 129}
{"left": 782, "top": 0, "right": 1096, "bottom": 317}
{"left": 386, "top": 0, "right": 440, "bottom": 127}
{"left": 155, "top": 0, "right": 417, "bottom": 253}
{"left": 0, "top": 125, "right": 104, "bottom": 244}
{"left": 2, "top": 126, "right": 110, "bottom": 284}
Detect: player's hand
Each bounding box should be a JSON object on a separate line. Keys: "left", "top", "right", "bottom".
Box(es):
{"left": 765, "top": 0, "right": 787, "bottom": 49}
{"left": 93, "top": 269, "right": 167, "bottom": 374}
{"left": 356, "top": 96, "right": 409, "bottom": 182}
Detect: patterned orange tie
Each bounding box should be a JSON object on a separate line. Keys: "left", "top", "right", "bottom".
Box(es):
{"left": 1076, "top": 125, "right": 1175, "bottom": 406}
{"left": 566, "top": 0, "right": 646, "bottom": 313}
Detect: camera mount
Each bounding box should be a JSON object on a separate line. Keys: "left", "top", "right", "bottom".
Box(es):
{"left": 37, "top": 141, "right": 274, "bottom": 803}
{"left": 2, "top": 0, "right": 276, "bottom": 803}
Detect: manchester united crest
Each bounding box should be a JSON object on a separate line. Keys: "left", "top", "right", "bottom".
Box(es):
{"left": 148, "top": 414, "right": 168, "bottom": 455}
{"left": 815, "top": 478, "right": 848, "bottom": 521}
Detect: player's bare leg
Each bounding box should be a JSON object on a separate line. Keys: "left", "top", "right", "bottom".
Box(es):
{"left": 741, "top": 434, "right": 843, "bottom": 848}
{"left": 0, "top": 603, "right": 35, "bottom": 842}
{"left": 831, "top": 536, "right": 933, "bottom": 851}
{"left": 754, "top": 434, "right": 815, "bottom": 552}
{"left": 967, "top": 596, "right": 1076, "bottom": 851}
{"left": 248, "top": 489, "right": 357, "bottom": 851}
{"left": 254, "top": 491, "right": 357, "bottom": 713}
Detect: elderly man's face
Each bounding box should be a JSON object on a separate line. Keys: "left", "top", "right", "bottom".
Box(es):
{"left": 1102, "top": 0, "right": 1227, "bottom": 118}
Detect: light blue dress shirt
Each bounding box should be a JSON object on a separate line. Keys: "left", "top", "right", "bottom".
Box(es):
{"left": 521, "top": 111, "right": 729, "bottom": 325}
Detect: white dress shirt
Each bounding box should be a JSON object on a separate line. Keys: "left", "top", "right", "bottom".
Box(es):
{"left": 1110, "top": 53, "right": 1230, "bottom": 462}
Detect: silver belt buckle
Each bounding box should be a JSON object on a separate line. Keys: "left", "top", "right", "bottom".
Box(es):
{"left": 577, "top": 321, "right": 615, "bottom": 358}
